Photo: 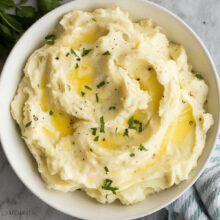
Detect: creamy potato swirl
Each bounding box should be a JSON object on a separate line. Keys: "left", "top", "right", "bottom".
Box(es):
{"left": 11, "top": 8, "right": 213, "bottom": 205}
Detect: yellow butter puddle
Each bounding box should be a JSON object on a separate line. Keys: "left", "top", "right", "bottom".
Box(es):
{"left": 40, "top": 72, "right": 74, "bottom": 139}
{"left": 98, "top": 135, "right": 125, "bottom": 150}
{"left": 67, "top": 61, "right": 94, "bottom": 95}
{"left": 120, "top": 104, "right": 195, "bottom": 187}
{"left": 128, "top": 59, "right": 164, "bottom": 111}
{"left": 66, "top": 26, "right": 108, "bottom": 48}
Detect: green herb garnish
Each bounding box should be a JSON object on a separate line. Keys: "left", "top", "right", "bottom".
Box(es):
{"left": 49, "top": 110, "right": 53, "bottom": 115}
{"left": 67, "top": 84, "right": 71, "bottom": 91}
{"left": 103, "top": 51, "right": 111, "bottom": 56}
{"left": 123, "top": 128, "right": 129, "bottom": 137}
{"left": 97, "top": 81, "right": 105, "bottom": 88}
{"left": 0, "top": 0, "right": 62, "bottom": 59}
{"left": 139, "top": 122, "right": 143, "bottom": 132}
{"left": 130, "top": 153, "right": 135, "bottom": 157}
{"left": 109, "top": 106, "right": 116, "bottom": 110}
{"left": 70, "top": 48, "right": 77, "bottom": 56}
{"left": 91, "top": 128, "right": 97, "bottom": 136}
{"left": 81, "top": 91, "right": 85, "bottom": 96}
{"left": 82, "top": 48, "right": 92, "bottom": 57}
{"left": 94, "top": 136, "right": 99, "bottom": 142}
{"left": 104, "top": 166, "right": 109, "bottom": 174}
{"left": 195, "top": 74, "right": 203, "bottom": 79}
{"left": 39, "top": 0, "right": 61, "bottom": 15}
{"left": 134, "top": 119, "right": 140, "bottom": 124}
{"left": 85, "top": 85, "right": 92, "bottom": 90}
{"left": 25, "top": 121, "right": 32, "bottom": 128}
{"left": 100, "top": 116, "right": 105, "bottom": 133}
{"left": 102, "top": 179, "right": 119, "bottom": 195}
{"left": 128, "top": 117, "right": 137, "bottom": 130}
{"left": 16, "top": 123, "right": 21, "bottom": 134}
{"left": 44, "top": 34, "right": 55, "bottom": 45}
{"left": 139, "top": 144, "right": 147, "bottom": 151}
{"left": 96, "top": 93, "right": 99, "bottom": 103}
{"left": 75, "top": 63, "right": 79, "bottom": 69}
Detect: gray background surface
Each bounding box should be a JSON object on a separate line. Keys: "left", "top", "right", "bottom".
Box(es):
{"left": 1, "top": 0, "right": 220, "bottom": 219}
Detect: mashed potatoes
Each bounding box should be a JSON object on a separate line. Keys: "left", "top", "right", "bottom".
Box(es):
{"left": 11, "top": 8, "right": 214, "bottom": 205}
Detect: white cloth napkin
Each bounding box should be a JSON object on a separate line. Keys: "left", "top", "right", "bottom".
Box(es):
{"left": 167, "top": 135, "right": 220, "bottom": 220}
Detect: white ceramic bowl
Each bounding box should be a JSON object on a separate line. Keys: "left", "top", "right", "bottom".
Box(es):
{"left": 0, "top": 0, "right": 219, "bottom": 219}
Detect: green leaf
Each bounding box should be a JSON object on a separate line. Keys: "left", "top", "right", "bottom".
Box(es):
{"left": 25, "top": 121, "right": 32, "bottom": 128}
{"left": 0, "top": 0, "right": 16, "bottom": 11}
{"left": 85, "top": 85, "right": 92, "bottom": 90}
{"left": 45, "top": 34, "right": 55, "bottom": 40}
{"left": 0, "top": 22, "right": 14, "bottom": 41}
{"left": 81, "top": 48, "right": 92, "bottom": 57}
{"left": 109, "top": 106, "right": 116, "bottom": 110}
{"left": 102, "top": 179, "right": 119, "bottom": 195}
{"left": 139, "top": 144, "right": 147, "bottom": 151}
{"left": 16, "top": 6, "right": 37, "bottom": 28}
{"left": 91, "top": 128, "right": 97, "bottom": 136}
{"left": 100, "top": 116, "right": 105, "bottom": 133}
{"left": 195, "top": 74, "right": 203, "bottom": 79}
{"left": 95, "top": 93, "right": 99, "bottom": 103}
{"left": 97, "top": 81, "right": 105, "bottom": 88}
{"left": 0, "top": 12, "right": 23, "bottom": 32}
{"left": 16, "top": 6, "right": 36, "bottom": 19}
{"left": 44, "top": 34, "right": 56, "bottom": 45}
{"left": 19, "top": 0, "right": 28, "bottom": 4}
{"left": 70, "top": 48, "right": 77, "bottom": 56}
{"left": 104, "top": 166, "right": 109, "bottom": 174}
{"left": 103, "top": 51, "right": 111, "bottom": 56}
{"left": 38, "top": 0, "right": 61, "bottom": 15}
{"left": 94, "top": 136, "right": 99, "bottom": 142}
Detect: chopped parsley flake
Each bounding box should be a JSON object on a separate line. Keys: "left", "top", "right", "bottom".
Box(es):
{"left": 102, "top": 179, "right": 119, "bottom": 195}
{"left": 82, "top": 48, "right": 92, "bottom": 57}
{"left": 44, "top": 34, "right": 55, "bottom": 45}
{"left": 139, "top": 144, "right": 147, "bottom": 151}
{"left": 81, "top": 91, "right": 85, "bottom": 96}
{"left": 96, "top": 93, "right": 99, "bottom": 103}
{"left": 49, "top": 110, "right": 53, "bottom": 115}
{"left": 91, "top": 128, "right": 97, "bottom": 136}
{"left": 16, "top": 123, "right": 21, "bottom": 134}
{"left": 67, "top": 84, "right": 71, "bottom": 91}
{"left": 195, "top": 74, "right": 203, "bottom": 79}
{"left": 115, "top": 127, "right": 118, "bottom": 134}
{"left": 85, "top": 85, "right": 92, "bottom": 90}
{"left": 100, "top": 116, "right": 105, "bottom": 133}
{"left": 25, "top": 121, "right": 32, "bottom": 128}
{"left": 97, "top": 81, "right": 105, "bottom": 88}
{"left": 139, "top": 123, "right": 143, "bottom": 133}
{"left": 104, "top": 166, "right": 109, "bottom": 174}
{"left": 123, "top": 128, "right": 129, "bottom": 137}
{"left": 134, "top": 119, "right": 140, "bottom": 124}
{"left": 103, "top": 51, "right": 111, "bottom": 56}
{"left": 130, "top": 153, "right": 135, "bottom": 157}
{"left": 94, "top": 136, "right": 99, "bottom": 142}
{"left": 75, "top": 63, "right": 79, "bottom": 69}
{"left": 128, "top": 117, "right": 137, "bottom": 130}
{"left": 70, "top": 48, "right": 77, "bottom": 56}
{"left": 109, "top": 106, "right": 116, "bottom": 110}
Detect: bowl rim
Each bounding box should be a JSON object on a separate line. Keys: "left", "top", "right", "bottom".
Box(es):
{"left": 0, "top": 0, "right": 220, "bottom": 219}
